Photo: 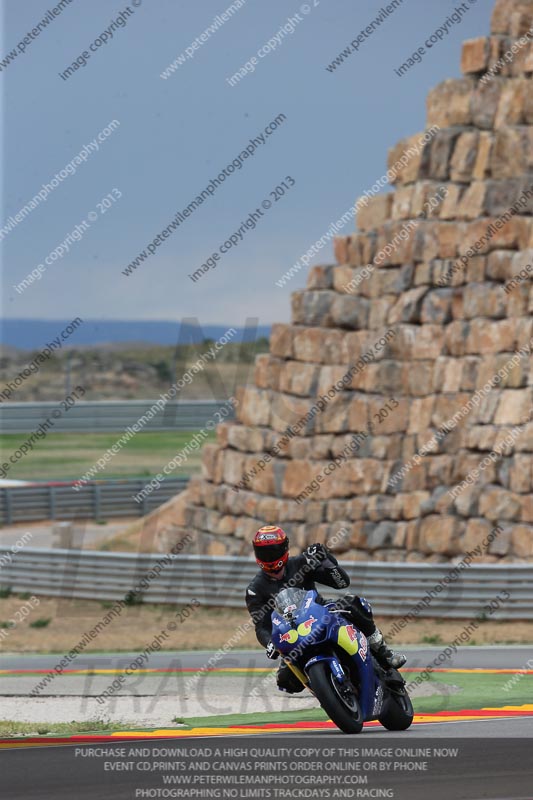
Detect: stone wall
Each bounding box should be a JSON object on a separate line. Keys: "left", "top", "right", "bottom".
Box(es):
{"left": 161, "top": 0, "right": 533, "bottom": 563}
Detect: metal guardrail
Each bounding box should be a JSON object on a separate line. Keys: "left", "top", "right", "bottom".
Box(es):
{"left": 0, "top": 479, "right": 188, "bottom": 524}
{"left": 0, "top": 400, "right": 235, "bottom": 433}
{"left": 0, "top": 550, "right": 532, "bottom": 619}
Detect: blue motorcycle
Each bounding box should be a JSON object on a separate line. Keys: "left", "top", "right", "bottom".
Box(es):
{"left": 271, "top": 587, "right": 413, "bottom": 734}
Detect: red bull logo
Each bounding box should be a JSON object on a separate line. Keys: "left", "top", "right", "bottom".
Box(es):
{"left": 279, "top": 629, "right": 298, "bottom": 645}
{"left": 296, "top": 616, "right": 317, "bottom": 637}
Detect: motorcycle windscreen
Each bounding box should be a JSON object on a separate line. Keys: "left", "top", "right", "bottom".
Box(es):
{"left": 274, "top": 587, "right": 309, "bottom": 617}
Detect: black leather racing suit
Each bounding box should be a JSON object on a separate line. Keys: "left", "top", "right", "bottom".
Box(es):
{"left": 245, "top": 552, "right": 377, "bottom": 693}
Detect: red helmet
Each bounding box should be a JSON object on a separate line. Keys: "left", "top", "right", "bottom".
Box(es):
{"left": 253, "top": 525, "right": 289, "bottom": 574}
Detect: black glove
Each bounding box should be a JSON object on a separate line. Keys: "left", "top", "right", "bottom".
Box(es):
{"left": 302, "top": 543, "right": 329, "bottom": 566}
{"left": 265, "top": 641, "right": 279, "bottom": 660}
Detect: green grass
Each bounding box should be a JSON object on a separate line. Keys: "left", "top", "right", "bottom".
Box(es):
{"left": 0, "top": 719, "right": 130, "bottom": 737}
{"left": 28, "top": 618, "right": 51, "bottom": 629}
{"left": 407, "top": 671, "right": 533, "bottom": 713}
{"left": 177, "top": 672, "right": 533, "bottom": 729}
{"left": 2, "top": 672, "right": 530, "bottom": 737}
{"left": 0, "top": 430, "right": 215, "bottom": 482}
{"left": 175, "top": 708, "right": 329, "bottom": 729}
{"left": 421, "top": 635, "right": 443, "bottom": 645}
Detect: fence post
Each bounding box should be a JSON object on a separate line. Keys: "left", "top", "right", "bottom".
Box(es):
{"left": 4, "top": 490, "right": 12, "bottom": 525}
{"left": 0, "top": 479, "right": 190, "bottom": 524}
{"left": 53, "top": 521, "right": 74, "bottom": 549}
{"left": 94, "top": 483, "right": 101, "bottom": 521}
{"left": 49, "top": 486, "right": 56, "bottom": 520}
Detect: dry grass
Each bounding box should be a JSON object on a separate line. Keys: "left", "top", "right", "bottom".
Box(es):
{"left": 1, "top": 594, "right": 532, "bottom": 653}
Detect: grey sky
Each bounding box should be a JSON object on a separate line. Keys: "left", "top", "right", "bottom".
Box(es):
{"left": 2, "top": 0, "right": 491, "bottom": 330}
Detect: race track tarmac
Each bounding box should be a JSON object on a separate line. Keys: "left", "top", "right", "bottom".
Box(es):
{"left": 1, "top": 732, "right": 533, "bottom": 800}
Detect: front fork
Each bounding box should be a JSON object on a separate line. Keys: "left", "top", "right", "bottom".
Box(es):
{"left": 283, "top": 654, "right": 350, "bottom": 695}
{"left": 282, "top": 658, "right": 310, "bottom": 689}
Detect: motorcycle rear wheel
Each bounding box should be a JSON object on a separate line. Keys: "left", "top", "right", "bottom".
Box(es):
{"left": 378, "top": 689, "right": 414, "bottom": 731}
{"left": 307, "top": 661, "right": 363, "bottom": 734}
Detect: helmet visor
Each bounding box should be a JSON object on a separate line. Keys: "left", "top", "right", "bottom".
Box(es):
{"left": 254, "top": 541, "right": 288, "bottom": 563}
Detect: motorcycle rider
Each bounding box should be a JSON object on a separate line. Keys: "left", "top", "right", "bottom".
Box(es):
{"left": 245, "top": 525, "right": 406, "bottom": 694}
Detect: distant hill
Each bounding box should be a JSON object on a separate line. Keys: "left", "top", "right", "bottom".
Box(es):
{"left": 1, "top": 319, "right": 271, "bottom": 350}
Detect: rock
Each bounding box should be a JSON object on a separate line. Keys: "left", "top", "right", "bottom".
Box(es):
{"left": 461, "top": 37, "right": 490, "bottom": 73}
{"left": 331, "top": 295, "right": 370, "bottom": 329}
{"left": 281, "top": 460, "right": 317, "bottom": 499}
{"left": 367, "top": 521, "right": 397, "bottom": 550}
{"left": 491, "top": 0, "right": 533, "bottom": 35}
{"left": 369, "top": 397, "right": 409, "bottom": 433}
{"left": 388, "top": 132, "right": 430, "bottom": 184}
{"left": 454, "top": 486, "right": 480, "bottom": 518}
{"left": 270, "top": 392, "right": 315, "bottom": 434}
{"left": 436, "top": 223, "right": 462, "bottom": 259}
{"left": 152, "top": 3, "right": 533, "bottom": 566}
{"left": 426, "top": 78, "right": 474, "bottom": 128}
{"left": 421, "top": 289, "right": 454, "bottom": 324}
{"left": 478, "top": 354, "right": 528, "bottom": 389}
{"left": 428, "top": 131, "right": 461, "bottom": 181}
{"left": 491, "top": 129, "right": 533, "bottom": 178}
{"left": 466, "top": 319, "right": 517, "bottom": 353}
{"left": 508, "top": 454, "right": 533, "bottom": 492}
{"left": 419, "top": 516, "right": 461, "bottom": 555}
{"left": 494, "top": 389, "right": 533, "bottom": 424}
{"left": 238, "top": 387, "right": 272, "bottom": 426}
{"left": 407, "top": 396, "right": 435, "bottom": 433}
{"left": 486, "top": 250, "right": 515, "bottom": 280}
{"left": 401, "top": 491, "right": 431, "bottom": 519}
{"left": 462, "top": 284, "right": 507, "bottom": 318}
{"left": 201, "top": 445, "right": 221, "bottom": 482}
{"left": 220, "top": 449, "right": 247, "bottom": 487}
{"left": 391, "top": 185, "right": 414, "bottom": 218}
{"left": 412, "top": 222, "right": 439, "bottom": 262}
{"left": 292, "top": 291, "right": 335, "bottom": 327}
{"left": 357, "top": 194, "right": 393, "bottom": 230}
{"left": 511, "top": 524, "right": 533, "bottom": 557}
{"left": 270, "top": 324, "right": 294, "bottom": 358}
{"left": 334, "top": 236, "right": 350, "bottom": 264}
{"left": 488, "top": 523, "right": 512, "bottom": 556}
{"left": 511, "top": 8, "right": 533, "bottom": 36}
{"left": 307, "top": 265, "right": 335, "bottom": 289}
{"left": 495, "top": 80, "right": 530, "bottom": 128}
{"left": 279, "top": 361, "right": 320, "bottom": 396}
{"left": 473, "top": 132, "right": 494, "bottom": 180}
{"left": 254, "top": 354, "right": 283, "bottom": 390}
{"left": 410, "top": 325, "right": 446, "bottom": 359}
{"left": 227, "top": 424, "right": 264, "bottom": 453}
{"left": 479, "top": 486, "right": 522, "bottom": 519}
{"left": 471, "top": 80, "right": 502, "bottom": 129}
{"left": 462, "top": 518, "right": 494, "bottom": 554}
{"left": 520, "top": 495, "right": 533, "bottom": 522}
{"left": 457, "top": 183, "right": 487, "bottom": 219}
{"left": 387, "top": 287, "right": 428, "bottom": 324}
{"left": 451, "top": 132, "right": 480, "bottom": 181}
{"left": 292, "top": 327, "right": 327, "bottom": 363}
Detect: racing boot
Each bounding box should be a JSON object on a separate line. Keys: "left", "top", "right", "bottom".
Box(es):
{"left": 368, "top": 629, "right": 406, "bottom": 670}
{"left": 276, "top": 663, "right": 305, "bottom": 694}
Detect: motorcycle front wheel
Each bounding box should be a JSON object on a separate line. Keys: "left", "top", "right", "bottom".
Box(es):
{"left": 307, "top": 661, "right": 363, "bottom": 734}
{"left": 378, "top": 689, "right": 414, "bottom": 731}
